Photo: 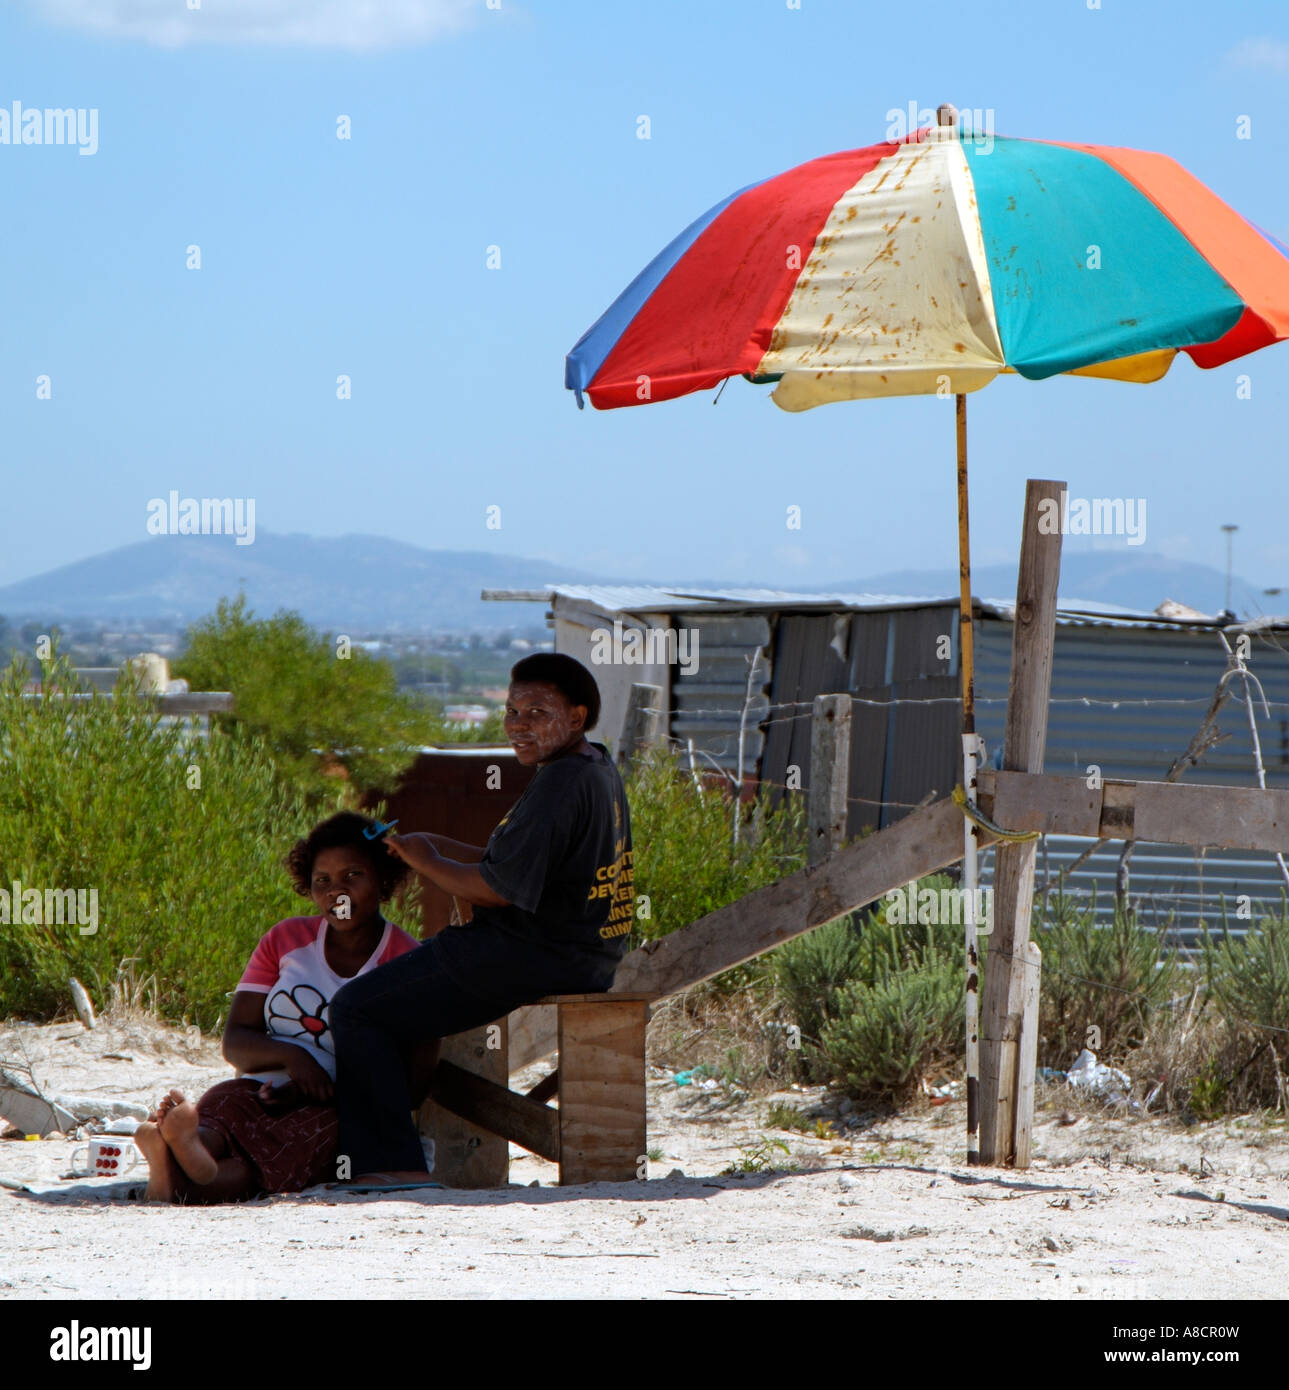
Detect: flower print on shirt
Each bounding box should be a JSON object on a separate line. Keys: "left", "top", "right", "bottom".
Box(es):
{"left": 235, "top": 917, "right": 420, "bottom": 1086}
{"left": 267, "top": 983, "right": 334, "bottom": 1056}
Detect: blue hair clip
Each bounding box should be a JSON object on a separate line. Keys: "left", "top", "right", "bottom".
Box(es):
{"left": 363, "top": 818, "right": 399, "bottom": 840}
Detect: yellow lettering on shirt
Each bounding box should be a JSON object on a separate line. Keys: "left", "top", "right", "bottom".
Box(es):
{"left": 590, "top": 842, "right": 635, "bottom": 931}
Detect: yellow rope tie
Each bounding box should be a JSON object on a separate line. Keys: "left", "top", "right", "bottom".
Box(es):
{"left": 952, "top": 783, "right": 1041, "bottom": 843}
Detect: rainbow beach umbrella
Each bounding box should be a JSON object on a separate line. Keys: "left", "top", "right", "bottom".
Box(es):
{"left": 565, "top": 108, "right": 1289, "bottom": 1161}
{"left": 567, "top": 115, "right": 1289, "bottom": 411}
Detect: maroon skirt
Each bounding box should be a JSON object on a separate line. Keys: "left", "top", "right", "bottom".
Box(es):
{"left": 196, "top": 1079, "right": 339, "bottom": 1193}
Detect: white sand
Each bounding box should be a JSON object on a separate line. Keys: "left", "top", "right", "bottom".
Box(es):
{"left": 2, "top": 1014, "right": 1287, "bottom": 1300}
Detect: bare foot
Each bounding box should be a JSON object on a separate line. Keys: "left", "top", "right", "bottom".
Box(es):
{"left": 147, "top": 1092, "right": 180, "bottom": 1125}
{"left": 157, "top": 1089, "right": 218, "bottom": 1184}
{"left": 135, "top": 1120, "right": 180, "bottom": 1203}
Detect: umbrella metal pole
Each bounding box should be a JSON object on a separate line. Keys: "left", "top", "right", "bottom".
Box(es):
{"left": 957, "top": 394, "right": 974, "bottom": 737}
{"left": 957, "top": 392, "right": 982, "bottom": 1165}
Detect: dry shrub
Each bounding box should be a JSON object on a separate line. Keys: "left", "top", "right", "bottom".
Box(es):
{"left": 1034, "top": 892, "right": 1178, "bottom": 1069}
{"left": 1130, "top": 1003, "right": 1288, "bottom": 1119}
{"left": 95, "top": 957, "right": 160, "bottom": 1022}
{"left": 1124, "top": 984, "right": 1212, "bottom": 1114}
{"left": 646, "top": 987, "right": 796, "bottom": 1097}
{"left": 1123, "top": 919, "right": 1289, "bottom": 1119}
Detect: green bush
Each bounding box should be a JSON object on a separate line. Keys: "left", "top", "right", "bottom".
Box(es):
{"left": 770, "top": 914, "right": 865, "bottom": 1065}
{"left": 1203, "top": 904, "right": 1289, "bottom": 1036}
{"left": 817, "top": 964, "right": 964, "bottom": 1107}
{"left": 174, "top": 594, "right": 429, "bottom": 800}
{"left": 773, "top": 875, "right": 969, "bottom": 1098}
{"left": 0, "top": 651, "right": 387, "bottom": 1028}
{"left": 622, "top": 747, "right": 807, "bottom": 991}
{"left": 1169, "top": 907, "right": 1289, "bottom": 1114}
{"left": 1034, "top": 890, "right": 1178, "bottom": 1068}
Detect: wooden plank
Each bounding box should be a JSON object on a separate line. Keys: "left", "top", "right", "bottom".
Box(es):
{"left": 417, "top": 1021, "right": 510, "bottom": 1187}
{"left": 979, "top": 478, "right": 1063, "bottom": 1169}
{"left": 1134, "top": 781, "right": 1289, "bottom": 852}
{"left": 611, "top": 794, "right": 997, "bottom": 998}
{"left": 986, "top": 769, "right": 1102, "bottom": 837}
{"left": 47, "top": 691, "right": 235, "bottom": 712}
{"left": 845, "top": 682, "right": 889, "bottom": 836}
{"left": 537, "top": 993, "right": 656, "bottom": 1005}
{"left": 158, "top": 692, "right": 235, "bottom": 713}
{"left": 1013, "top": 941, "right": 1042, "bottom": 1169}
{"left": 619, "top": 682, "right": 663, "bottom": 767}
{"left": 507, "top": 1003, "right": 556, "bottom": 1074}
{"left": 428, "top": 1060, "right": 560, "bottom": 1163}
{"left": 979, "top": 771, "right": 1289, "bottom": 853}
{"left": 525, "top": 1069, "right": 560, "bottom": 1104}
{"left": 558, "top": 999, "right": 647, "bottom": 1185}
{"left": 1100, "top": 781, "right": 1135, "bottom": 835}
{"left": 808, "top": 694, "right": 851, "bottom": 865}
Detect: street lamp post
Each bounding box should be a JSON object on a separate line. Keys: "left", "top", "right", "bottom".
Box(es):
{"left": 1221, "top": 524, "right": 1239, "bottom": 613}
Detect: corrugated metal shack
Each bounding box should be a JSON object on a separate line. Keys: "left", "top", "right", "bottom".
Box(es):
{"left": 486, "top": 585, "right": 1289, "bottom": 942}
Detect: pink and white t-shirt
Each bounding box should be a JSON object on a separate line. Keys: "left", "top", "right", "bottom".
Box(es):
{"left": 235, "top": 915, "right": 419, "bottom": 1086}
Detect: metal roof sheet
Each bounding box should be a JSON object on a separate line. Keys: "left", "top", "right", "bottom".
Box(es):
{"left": 489, "top": 583, "right": 1289, "bottom": 632}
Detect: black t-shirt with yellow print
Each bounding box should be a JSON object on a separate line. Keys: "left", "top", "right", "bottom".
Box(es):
{"left": 457, "top": 739, "right": 634, "bottom": 990}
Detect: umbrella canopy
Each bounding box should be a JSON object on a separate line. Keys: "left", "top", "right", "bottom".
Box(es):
{"left": 566, "top": 123, "right": 1289, "bottom": 412}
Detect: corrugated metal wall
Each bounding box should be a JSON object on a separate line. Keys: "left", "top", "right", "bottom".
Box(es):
{"left": 761, "top": 614, "right": 848, "bottom": 797}
{"left": 762, "top": 605, "right": 959, "bottom": 835}
{"left": 671, "top": 613, "right": 773, "bottom": 774}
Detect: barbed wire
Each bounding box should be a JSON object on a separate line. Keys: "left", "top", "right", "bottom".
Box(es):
{"left": 659, "top": 693, "right": 1289, "bottom": 718}
{"left": 648, "top": 729, "right": 936, "bottom": 809}
{"left": 649, "top": 738, "right": 1288, "bottom": 815}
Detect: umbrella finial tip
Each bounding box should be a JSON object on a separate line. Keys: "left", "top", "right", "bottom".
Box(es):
{"left": 936, "top": 103, "right": 958, "bottom": 127}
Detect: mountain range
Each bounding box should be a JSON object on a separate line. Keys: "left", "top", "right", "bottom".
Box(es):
{"left": 844, "top": 552, "right": 1275, "bottom": 618}
{"left": 0, "top": 534, "right": 607, "bottom": 633}
{"left": 0, "top": 533, "right": 1276, "bottom": 633}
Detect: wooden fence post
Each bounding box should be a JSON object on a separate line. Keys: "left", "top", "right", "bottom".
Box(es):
{"left": 619, "top": 682, "right": 662, "bottom": 768}
{"left": 978, "top": 478, "right": 1064, "bottom": 1166}
{"left": 808, "top": 694, "right": 852, "bottom": 866}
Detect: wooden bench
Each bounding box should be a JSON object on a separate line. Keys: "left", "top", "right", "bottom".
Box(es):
{"left": 418, "top": 993, "right": 653, "bottom": 1187}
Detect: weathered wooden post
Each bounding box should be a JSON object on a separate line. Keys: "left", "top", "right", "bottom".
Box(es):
{"left": 619, "top": 682, "right": 663, "bottom": 768}
{"left": 978, "top": 478, "right": 1064, "bottom": 1167}
{"left": 808, "top": 694, "right": 852, "bottom": 866}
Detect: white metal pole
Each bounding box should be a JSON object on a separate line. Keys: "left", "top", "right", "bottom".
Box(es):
{"left": 962, "top": 730, "right": 984, "bottom": 1166}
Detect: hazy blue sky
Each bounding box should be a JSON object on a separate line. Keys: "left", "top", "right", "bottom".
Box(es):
{"left": 2, "top": 0, "right": 1287, "bottom": 596}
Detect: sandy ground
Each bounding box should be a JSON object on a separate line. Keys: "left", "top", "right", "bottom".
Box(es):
{"left": 2, "top": 1012, "right": 1288, "bottom": 1300}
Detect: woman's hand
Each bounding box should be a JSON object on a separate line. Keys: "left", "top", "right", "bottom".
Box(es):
{"left": 256, "top": 1079, "right": 300, "bottom": 1109}
{"left": 385, "top": 832, "right": 442, "bottom": 877}
{"left": 284, "top": 1048, "right": 335, "bottom": 1103}
{"left": 386, "top": 835, "right": 511, "bottom": 908}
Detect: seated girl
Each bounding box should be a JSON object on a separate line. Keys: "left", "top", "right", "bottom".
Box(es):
{"left": 135, "top": 811, "right": 419, "bottom": 1203}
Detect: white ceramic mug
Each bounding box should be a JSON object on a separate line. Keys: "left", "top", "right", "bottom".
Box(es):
{"left": 71, "top": 1137, "right": 140, "bottom": 1178}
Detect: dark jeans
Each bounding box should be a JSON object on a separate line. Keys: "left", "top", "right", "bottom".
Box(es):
{"left": 330, "top": 929, "right": 611, "bottom": 1176}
